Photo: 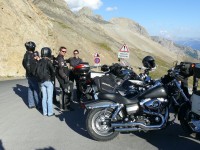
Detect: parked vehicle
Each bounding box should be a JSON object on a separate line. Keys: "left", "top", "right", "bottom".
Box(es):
{"left": 82, "top": 62, "right": 198, "bottom": 141}
{"left": 73, "top": 62, "right": 155, "bottom": 102}
{"left": 178, "top": 63, "right": 200, "bottom": 135}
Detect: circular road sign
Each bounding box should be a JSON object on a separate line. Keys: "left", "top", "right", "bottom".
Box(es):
{"left": 94, "top": 57, "right": 100, "bottom": 64}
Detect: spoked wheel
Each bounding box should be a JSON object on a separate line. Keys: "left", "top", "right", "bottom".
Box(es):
{"left": 86, "top": 108, "right": 119, "bottom": 141}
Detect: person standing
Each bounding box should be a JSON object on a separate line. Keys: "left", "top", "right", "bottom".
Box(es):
{"left": 22, "top": 41, "right": 40, "bottom": 109}
{"left": 38, "top": 47, "right": 55, "bottom": 116}
{"left": 56, "top": 47, "right": 73, "bottom": 111}
{"left": 68, "top": 49, "right": 83, "bottom": 81}
{"left": 32, "top": 51, "right": 42, "bottom": 110}
{"left": 67, "top": 49, "right": 82, "bottom": 100}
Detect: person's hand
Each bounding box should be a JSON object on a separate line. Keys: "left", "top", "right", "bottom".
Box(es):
{"left": 69, "top": 66, "right": 73, "bottom": 70}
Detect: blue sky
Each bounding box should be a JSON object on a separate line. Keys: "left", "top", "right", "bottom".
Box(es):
{"left": 65, "top": 0, "right": 200, "bottom": 40}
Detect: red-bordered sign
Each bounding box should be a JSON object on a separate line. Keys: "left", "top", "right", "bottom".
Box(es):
{"left": 94, "top": 57, "right": 100, "bottom": 64}
{"left": 120, "top": 44, "right": 129, "bottom": 52}
{"left": 118, "top": 44, "right": 129, "bottom": 58}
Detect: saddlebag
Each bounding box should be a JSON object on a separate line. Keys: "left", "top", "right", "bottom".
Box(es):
{"left": 94, "top": 74, "right": 118, "bottom": 93}
{"left": 179, "top": 62, "right": 194, "bottom": 78}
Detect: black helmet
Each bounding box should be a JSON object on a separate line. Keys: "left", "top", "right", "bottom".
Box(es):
{"left": 101, "top": 65, "right": 109, "bottom": 72}
{"left": 142, "top": 56, "right": 155, "bottom": 69}
{"left": 33, "top": 51, "right": 39, "bottom": 57}
{"left": 41, "top": 47, "right": 52, "bottom": 58}
{"left": 25, "top": 41, "right": 36, "bottom": 52}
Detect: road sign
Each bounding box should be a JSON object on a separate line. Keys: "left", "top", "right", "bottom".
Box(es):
{"left": 94, "top": 53, "right": 100, "bottom": 57}
{"left": 120, "top": 44, "right": 129, "bottom": 52}
{"left": 94, "top": 57, "right": 100, "bottom": 64}
{"left": 118, "top": 52, "right": 129, "bottom": 58}
{"left": 118, "top": 44, "right": 129, "bottom": 58}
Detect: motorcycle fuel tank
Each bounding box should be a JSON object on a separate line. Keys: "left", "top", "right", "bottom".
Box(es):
{"left": 140, "top": 85, "right": 167, "bottom": 99}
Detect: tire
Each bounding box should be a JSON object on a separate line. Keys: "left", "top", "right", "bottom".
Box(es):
{"left": 86, "top": 108, "right": 119, "bottom": 141}
{"left": 179, "top": 104, "right": 193, "bottom": 135}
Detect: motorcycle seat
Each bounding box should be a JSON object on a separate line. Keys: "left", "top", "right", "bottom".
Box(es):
{"left": 98, "top": 93, "right": 138, "bottom": 105}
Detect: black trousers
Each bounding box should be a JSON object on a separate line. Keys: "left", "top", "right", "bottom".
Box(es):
{"left": 69, "top": 70, "right": 81, "bottom": 100}
{"left": 56, "top": 75, "right": 73, "bottom": 109}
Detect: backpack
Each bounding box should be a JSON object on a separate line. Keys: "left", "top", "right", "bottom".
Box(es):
{"left": 35, "top": 58, "right": 49, "bottom": 81}
{"left": 29, "top": 59, "right": 38, "bottom": 76}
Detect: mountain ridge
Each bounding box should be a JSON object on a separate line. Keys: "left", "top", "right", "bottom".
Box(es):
{"left": 0, "top": 0, "right": 196, "bottom": 77}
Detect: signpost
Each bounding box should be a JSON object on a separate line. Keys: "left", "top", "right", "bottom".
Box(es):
{"left": 94, "top": 57, "right": 100, "bottom": 64}
{"left": 118, "top": 44, "right": 129, "bottom": 58}
{"left": 94, "top": 53, "right": 100, "bottom": 68}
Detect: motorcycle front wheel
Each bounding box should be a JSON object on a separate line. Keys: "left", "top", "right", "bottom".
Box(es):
{"left": 86, "top": 108, "right": 119, "bottom": 141}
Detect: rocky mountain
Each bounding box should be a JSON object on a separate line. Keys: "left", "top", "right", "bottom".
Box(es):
{"left": 33, "top": 0, "right": 179, "bottom": 66}
{"left": 0, "top": 0, "right": 192, "bottom": 77}
{"left": 0, "top": 0, "right": 57, "bottom": 76}
{"left": 151, "top": 36, "right": 200, "bottom": 60}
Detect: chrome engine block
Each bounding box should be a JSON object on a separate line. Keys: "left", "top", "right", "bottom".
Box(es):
{"left": 140, "top": 98, "right": 168, "bottom": 111}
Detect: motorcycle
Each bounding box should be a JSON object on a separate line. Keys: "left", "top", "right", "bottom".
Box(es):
{"left": 82, "top": 63, "right": 195, "bottom": 141}
{"left": 73, "top": 62, "right": 108, "bottom": 101}
{"left": 73, "top": 62, "right": 154, "bottom": 102}
{"left": 178, "top": 63, "right": 200, "bottom": 136}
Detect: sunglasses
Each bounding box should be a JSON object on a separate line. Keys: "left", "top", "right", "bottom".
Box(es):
{"left": 61, "top": 51, "right": 67, "bottom": 53}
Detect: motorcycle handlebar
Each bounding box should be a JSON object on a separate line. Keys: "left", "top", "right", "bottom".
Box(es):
{"left": 167, "top": 68, "right": 184, "bottom": 81}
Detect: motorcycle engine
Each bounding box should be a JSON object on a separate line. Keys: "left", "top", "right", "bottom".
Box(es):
{"left": 141, "top": 98, "right": 168, "bottom": 112}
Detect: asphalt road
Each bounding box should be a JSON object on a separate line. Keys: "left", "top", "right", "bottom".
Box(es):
{"left": 0, "top": 79, "right": 200, "bottom": 150}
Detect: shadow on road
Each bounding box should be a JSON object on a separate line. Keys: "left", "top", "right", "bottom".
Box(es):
{"left": 0, "top": 140, "right": 5, "bottom": 150}
{"left": 132, "top": 123, "right": 200, "bottom": 150}
{"left": 55, "top": 103, "right": 91, "bottom": 139}
{"left": 13, "top": 84, "right": 28, "bottom": 107}
{"left": 36, "top": 146, "right": 55, "bottom": 150}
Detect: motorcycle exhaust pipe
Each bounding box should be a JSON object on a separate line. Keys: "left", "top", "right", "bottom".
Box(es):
{"left": 112, "top": 109, "right": 169, "bottom": 131}
{"left": 115, "top": 127, "right": 141, "bottom": 132}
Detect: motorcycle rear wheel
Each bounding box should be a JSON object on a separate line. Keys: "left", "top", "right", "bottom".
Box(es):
{"left": 86, "top": 108, "right": 119, "bottom": 141}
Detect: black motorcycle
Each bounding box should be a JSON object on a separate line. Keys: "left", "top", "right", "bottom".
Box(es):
{"left": 82, "top": 63, "right": 193, "bottom": 141}
{"left": 73, "top": 62, "right": 153, "bottom": 102}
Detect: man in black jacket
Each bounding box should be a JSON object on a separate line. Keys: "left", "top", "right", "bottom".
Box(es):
{"left": 22, "top": 41, "right": 40, "bottom": 109}
{"left": 56, "top": 47, "right": 73, "bottom": 111}
{"left": 67, "top": 49, "right": 82, "bottom": 100}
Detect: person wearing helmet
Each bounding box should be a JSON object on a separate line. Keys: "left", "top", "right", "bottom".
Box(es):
{"left": 22, "top": 41, "right": 40, "bottom": 109}
{"left": 38, "top": 47, "right": 55, "bottom": 116}
{"left": 142, "top": 56, "right": 156, "bottom": 70}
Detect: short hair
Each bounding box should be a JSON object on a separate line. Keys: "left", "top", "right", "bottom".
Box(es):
{"left": 59, "top": 46, "right": 67, "bottom": 51}
{"left": 33, "top": 51, "right": 39, "bottom": 57}
{"left": 73, "top": 49, "right": 79, "bottom": 53}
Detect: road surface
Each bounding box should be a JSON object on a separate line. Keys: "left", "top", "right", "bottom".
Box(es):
{"left": 0, "top": 79, "right": 199, "bottom": 150}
